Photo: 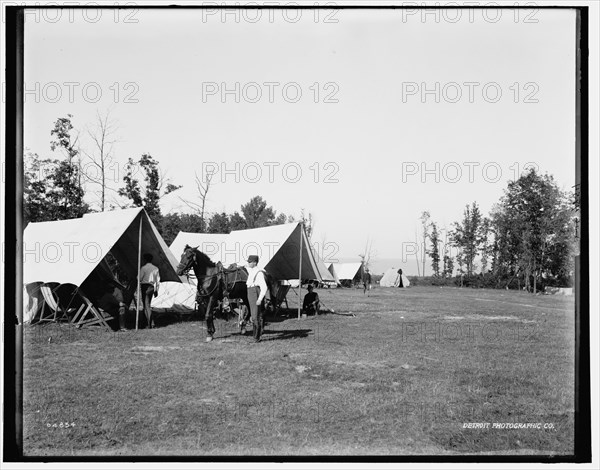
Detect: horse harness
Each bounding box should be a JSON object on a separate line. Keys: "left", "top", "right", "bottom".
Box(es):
{"left": 191, "top": 261, "right": 246, "bottom": 299}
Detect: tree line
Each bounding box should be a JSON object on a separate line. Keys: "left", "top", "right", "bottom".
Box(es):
{"left": 419, "top": 170, "right": 579, "bottom": 293}
{"left": 23, "top": 114, "right": 302, "bottom": 246}
{"left": 25, "top": 114, "right": 579, "bottom": 293}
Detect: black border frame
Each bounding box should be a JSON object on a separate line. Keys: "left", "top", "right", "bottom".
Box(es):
{"left": 3, "top": 4, "right": 591, "bottom": 464}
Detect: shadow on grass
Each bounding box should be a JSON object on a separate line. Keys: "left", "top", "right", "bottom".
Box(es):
{"left": 262, "top": 328, "right": 312, "bottom": 341}
{"left": 218, "top": 327, "right": 313, "bottom": 342}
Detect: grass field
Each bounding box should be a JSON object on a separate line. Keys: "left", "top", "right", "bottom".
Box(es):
{"left": 22, "top": 286, "right": 575, "bottom": 456}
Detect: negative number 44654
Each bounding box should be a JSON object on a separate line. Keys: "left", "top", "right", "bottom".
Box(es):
{"left": 47, "top": 422, "right": 75, "bottom": 428}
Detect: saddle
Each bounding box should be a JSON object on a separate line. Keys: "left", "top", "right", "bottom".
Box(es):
{"left": 216, "top": 262, "right": 248, "bottom": 296}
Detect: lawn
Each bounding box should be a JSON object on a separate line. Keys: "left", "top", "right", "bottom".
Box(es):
{"left": 22, "top": 285, "right": 575, "bottom": 456}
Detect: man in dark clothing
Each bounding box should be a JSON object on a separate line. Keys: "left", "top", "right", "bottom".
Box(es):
{"left": 97, "top": 284, "right": 126, "bottom": 331}
{"left": 302, "top": 285, "right": 320, "bottom": 315}
{"left": 363, "top": 268, "right": 372, "bottom": 295}
{"left": 397, "top": 268, "right": 404, "bottom": 288}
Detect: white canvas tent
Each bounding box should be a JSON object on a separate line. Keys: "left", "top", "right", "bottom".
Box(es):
{"left": 328, "top": 262, "right": 363, "bottom": 286}
{"left": 24, "top": 208, "right": 181, "bottom": 286}
{"left": 327, "top": 263, "right": 340, "bottom": 285}
{"left": 152, "top": 282, "right": 197, "bottom": 313}
{"left": 170, "top": 223, "right": 329, "bottom": 282}
{"left": 309, "top": 249, "right": 336, "bottom": 285}
{"left": 315, "top": 258, "right": 336, "bottom": 285}
{"left": 379, "top": 268, "right": 410, "bottom": 287}
{"left": 23, "top": 208, "right": 181, "bottom": 323}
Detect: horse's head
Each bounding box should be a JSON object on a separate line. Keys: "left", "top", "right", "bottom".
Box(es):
{"left": 176, "top": 245, "right": 197, "bottom": 276}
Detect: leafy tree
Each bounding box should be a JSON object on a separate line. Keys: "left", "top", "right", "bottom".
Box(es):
{"left": 428, "top": 222, "right": 441, "bottom": 277}
{"left": 240, "top": 196, "right": 288, "bottom": 228}
{"left": 161, "top": 212, "right": 205, "bottom": 246}
{"left": 23, "top": 152, "right": 57, "bottom": 223}
{"left": 118, "top": 154, "right": 182, "bottom": 231}
{"left": 450, "top": 202, "right": 483, "bottom": 276}
{"left": 230, "top": 211, "right": 247, "bottom": 231}
{"left": 50, "top": 115, "right": 79, "bottom": 163}
{"left": 24, "top": 116, "right": 90, "bottom": 223}
{"left": 48, "top": 161, "right": 89, "bottom": 219}
{"left": 479, "top": 217, "right": 492, "bottom": 274}
{"left": 49, "top": 115, "right": 89, "bottom": 219}
{"left": 443, "top": 254, "right": 454, "bottom": 278}
{"left": 490, "top": 168, "right": 576, "bottom": 292}
{"left": 207, "top": 212, "right": 232, "bottom": 234}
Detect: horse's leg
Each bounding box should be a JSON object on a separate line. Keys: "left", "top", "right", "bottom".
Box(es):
{"left": 240, "top": 292, "right": 252, "bottom": 334}
{"left": 205, "top": 295, "right": 216, "bottom": 342}
{"left": 240, "top": 288, "right": 250, "bottom": 320}
{"left": 237, "top": 296, "right": 247, "bottom": 334}
{"left": 239, "top": 305, "right": 247, "bottom": 335}
{"left": 231, "top": 283, "right": 249, "bottom": 334}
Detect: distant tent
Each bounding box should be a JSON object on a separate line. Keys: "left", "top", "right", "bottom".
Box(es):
{"left": 310, "top": 250, "right": 336, "bottom": 286}
{"left": 315, "top": 259, "right": 336, "bottom": 286}
{"left": 23, "top": 208, "right": 182, "bottom": 323}
{"left": 379, "top": 268, "right": 410, "bottom": 288}
{"left": 327, "top": 263, "right": 339, "bottom": 285}
{"left": 328, "top": 262, "right": 363, "bottom": 287}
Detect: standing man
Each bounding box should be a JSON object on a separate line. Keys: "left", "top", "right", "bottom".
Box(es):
{"left": 363, "top": 268, "right": 372, "bottom": 295}
{"left": 246, "top": 255, "right": 267, "bottom": 343}
{"left": 140, "top": 253, "right": 160, "bottom": 329}
{"left": 397, "top": 268, "right": 404, "bottom": 288}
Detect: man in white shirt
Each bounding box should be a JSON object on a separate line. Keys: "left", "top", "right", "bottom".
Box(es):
{"left": 140, "top": 253, "right": 160, "bottom": 329}
{"left": 246, "top": 254, "right": 267, "bottom": 342}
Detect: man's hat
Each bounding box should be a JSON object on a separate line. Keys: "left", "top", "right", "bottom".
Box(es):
{"left": 247, "top": 255, "right": 259, "bottom": 263}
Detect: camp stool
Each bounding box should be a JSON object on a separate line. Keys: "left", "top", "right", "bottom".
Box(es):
{"left": 70, "top": 289, "right": 114, "bottom": 330}
{"left": 23, "top": 282, "right": 45, "bottom": 324}
{"left": 269, "top": 283, "right": 290, "bottom": 314}
{"left": 39, "top": 282, "right": 76, "bottom": 324}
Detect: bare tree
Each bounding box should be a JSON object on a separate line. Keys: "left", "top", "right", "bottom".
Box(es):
{"left": 359, "top": 237, "right": 375, "bottom": 270}
{"left": 179, "top": 170, "right": 215, "bottom": 231}
{"left": 300, "top": 209, "right": 313, "bottom": 239}
{"left": 80, "top": 110, "right": 120, "bottom": 211}
{"left": 420, "top": 211, "right": 431, "bottom": 277}
{"left": 414, "top": 227, "right": 421, "bottom": 277}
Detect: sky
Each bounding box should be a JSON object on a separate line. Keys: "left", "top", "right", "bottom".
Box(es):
{"left": 21, "top": 6, "right": 578, "bottom": 275}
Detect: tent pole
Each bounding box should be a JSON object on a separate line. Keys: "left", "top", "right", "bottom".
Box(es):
{"left": 136, "top": 215, "right": 142, "bottom": 330}
{"left": 298, "top": 223, "right": 303, "bottom": 320}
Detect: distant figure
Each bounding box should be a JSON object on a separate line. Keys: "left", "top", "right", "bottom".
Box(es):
{"left": 363, "top": 268, "right": 372, "bottom": 295}
{"left": 140, "top": 253, "right": 160, "bottom": 329}
{"left": 397, "top": 268, "right": 404, "bottom": 288}
{"left": 303, "top": 285, "right": 320, "bottom": 315}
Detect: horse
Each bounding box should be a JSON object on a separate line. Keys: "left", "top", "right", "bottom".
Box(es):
{"left": 176, "top": 245, "right": 252, "bottom": 341}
